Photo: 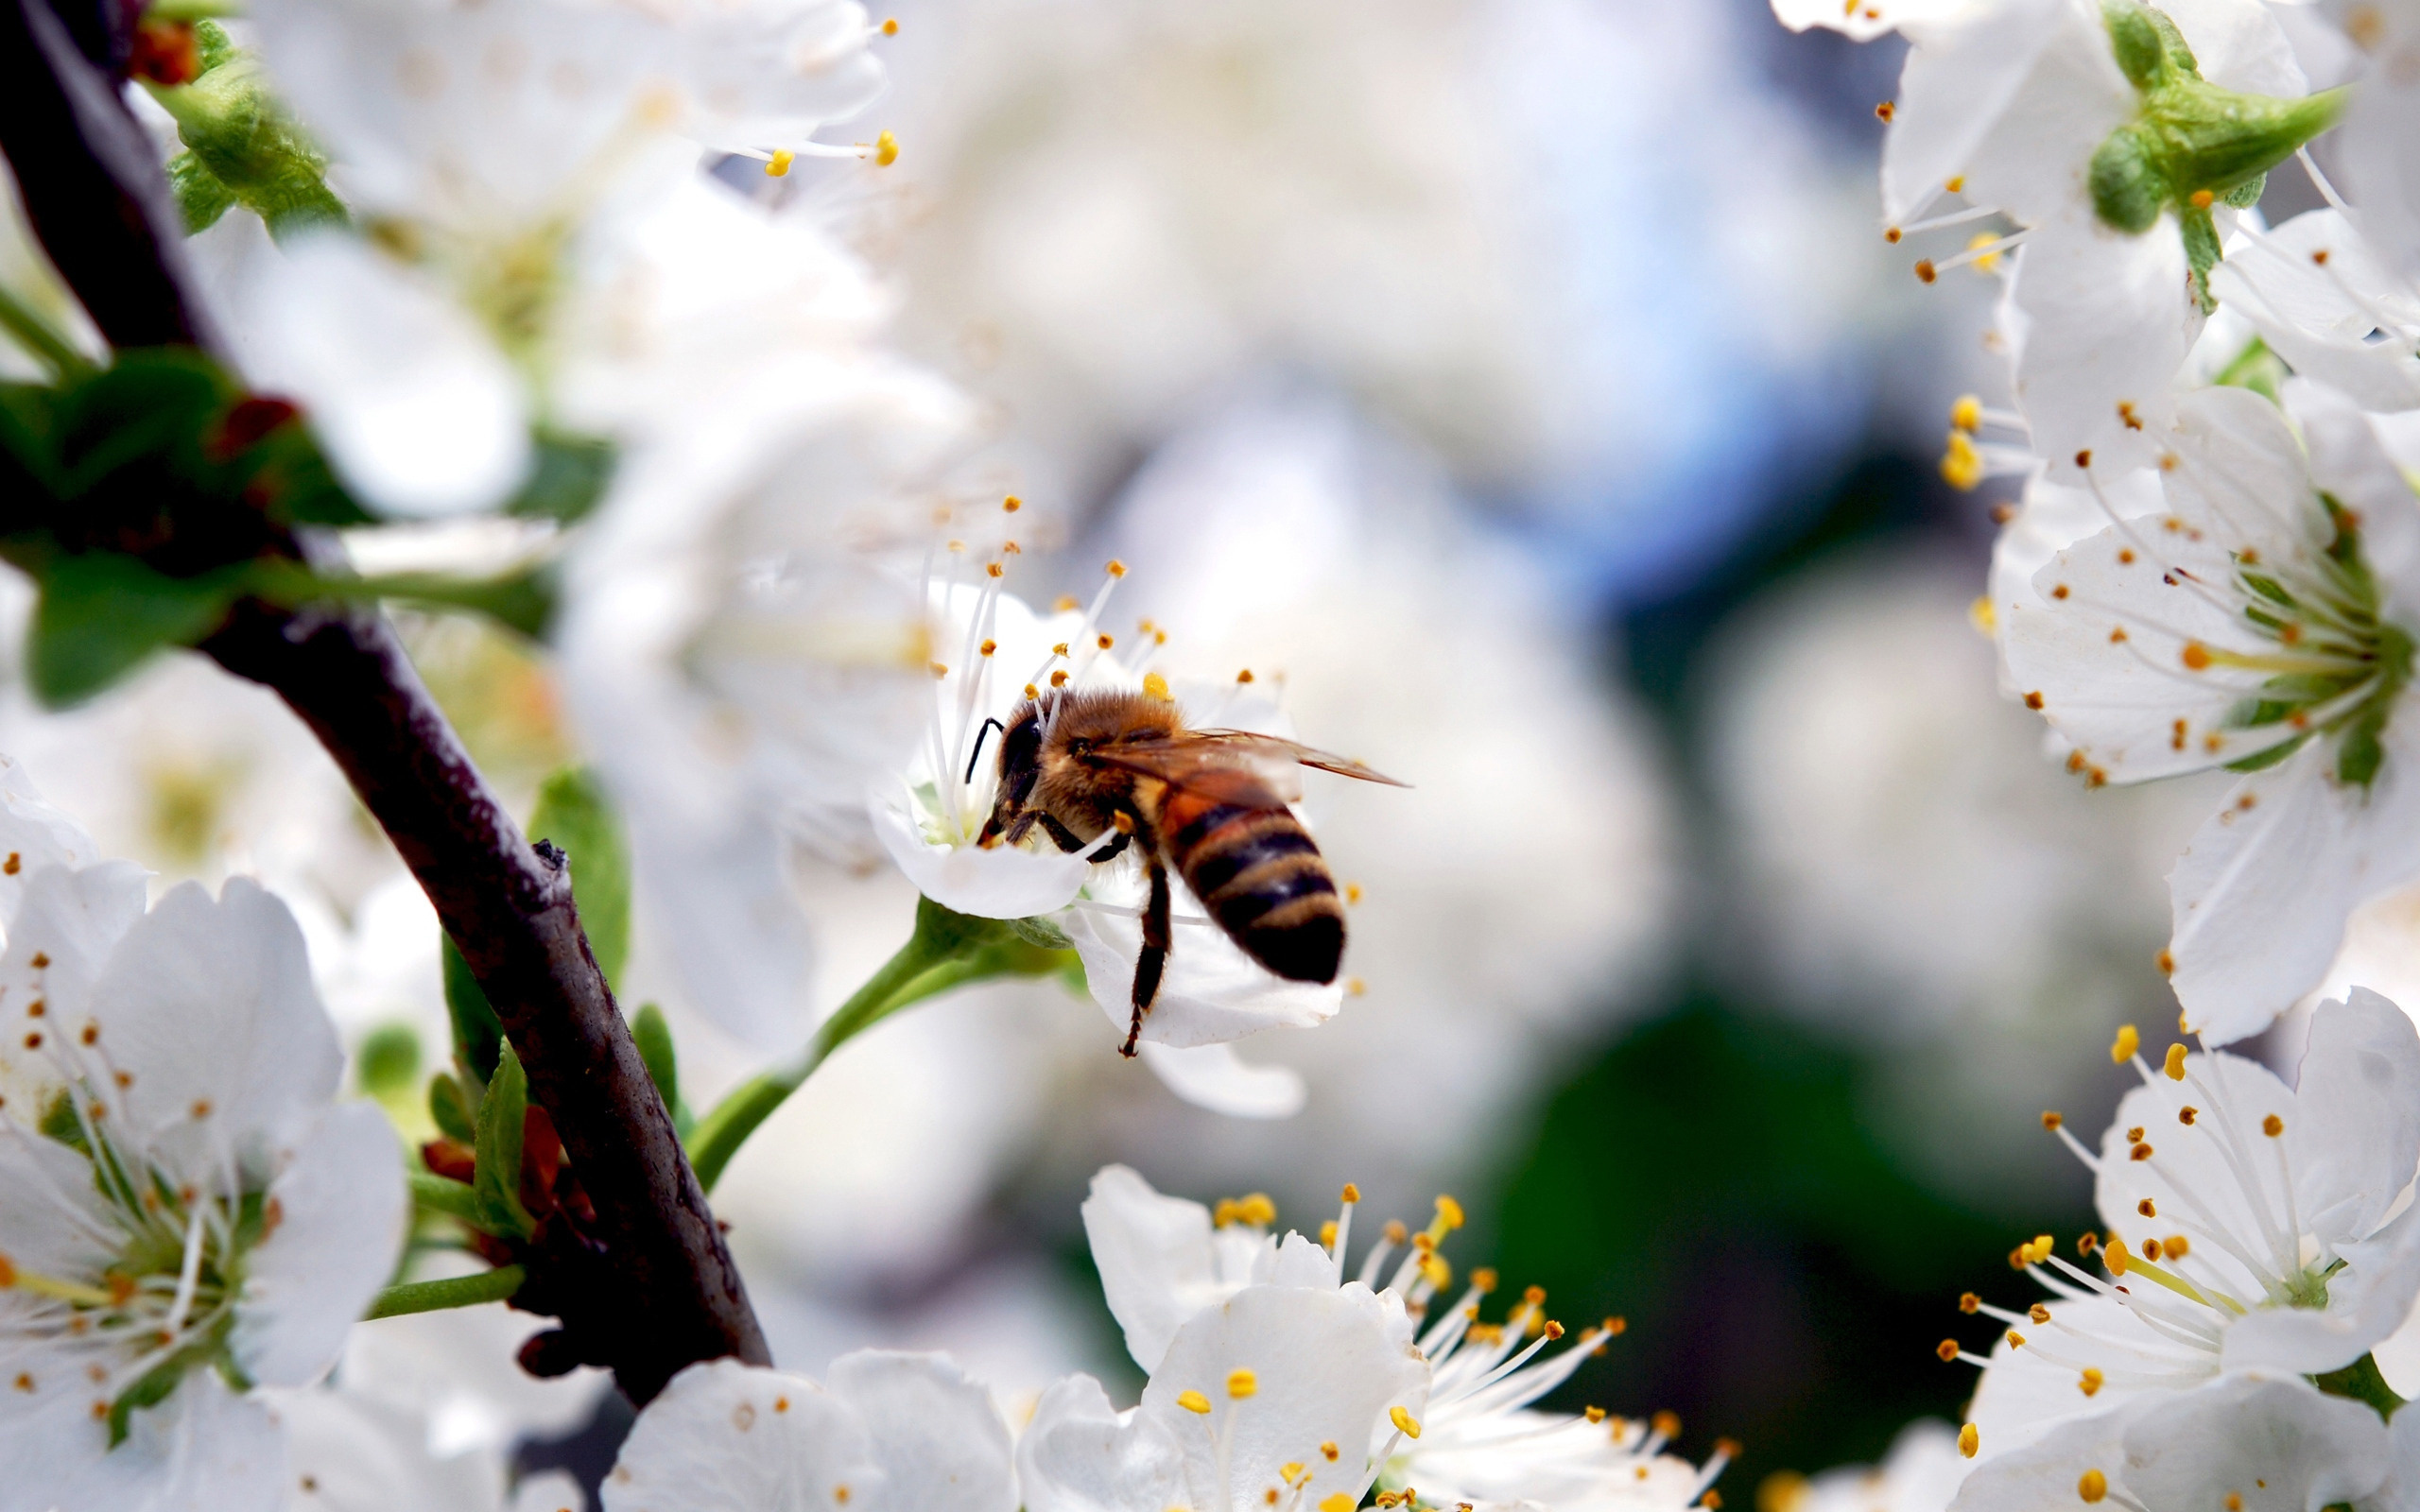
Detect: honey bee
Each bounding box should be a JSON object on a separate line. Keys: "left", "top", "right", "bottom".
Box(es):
{"left": 977, "top": 686, "right": 1405, "bottom": 1056}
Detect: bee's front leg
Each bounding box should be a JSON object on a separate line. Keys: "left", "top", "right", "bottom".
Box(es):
{"left": 1123, "top": 851, "right": 1170, "bottom": 1058}
{"left": 1034, "top": 813, "right": 1090, "bottom": 854}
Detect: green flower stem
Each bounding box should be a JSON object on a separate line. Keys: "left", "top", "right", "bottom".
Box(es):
{"left": 2314, "top": 1351, "right": 2405, "bottom": 1418}
{"left": 143, "top": 0, "right": 244, "bottom": 17}
{"left": 366, "top": 1263, "right": 526, "bottom": 1320}
{"left": 408, "top": 1171, "right": 492, "bottom": 1228}
{"left": 685, "top": 898, "right": 1066, "bottom": 1193}
{"left": 0, "top": 283, "right": 95, "bottom": 379}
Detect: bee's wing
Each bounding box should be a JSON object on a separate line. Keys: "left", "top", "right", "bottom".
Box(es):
{"left": 1184, "top": 730, "right": 1410, "bottom": 788}
{"left": 1087, "top": 732, "right": 1407, "bottom": 805}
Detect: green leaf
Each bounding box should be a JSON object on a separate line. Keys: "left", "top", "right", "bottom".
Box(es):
{"left": 529, "top": 766, "right": 631, "bottom": 990}
{"left": 27, "top": 552, "right": 251, "bottom": 707}
{"left": 633, "top": 1002, "right": 679, "bottom": 1111}
{"left": 504, "top": 431, "right": 617, "bottom": 524}
{"left": 442, "top": 936, "right": 505, "bottom": 1084}
{"left": 473, "top": 1043, "right": 536, "bottom": 1240}
{"left": 427, "top": 1070, "right": 476, "bottom": 1144}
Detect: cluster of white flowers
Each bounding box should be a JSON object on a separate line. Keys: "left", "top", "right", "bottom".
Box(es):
{"left": 1764, "top": 0, "right": 2420, "bottom": 1507}
{"left": 597, "top": 1166, "right": 1730, "bottom": 1512}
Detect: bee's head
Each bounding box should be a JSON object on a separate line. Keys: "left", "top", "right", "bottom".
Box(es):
{"left": 977, "top": 700, "right": 1047, "bottom": 846}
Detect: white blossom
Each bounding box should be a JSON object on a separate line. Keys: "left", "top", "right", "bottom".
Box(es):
{"left": 1998, "top": 382, "right": 2420, "bottom": 1039}
{"left": 602, "top": 1351, "right": 1014, "bottom": 1512}
{"left": 1775, "top": 1421, "right": 1973, "bottom": 1512}
{"left": 0, "top": 784, "right": 406, "bottom": 1512}
{"left": 1957, "top": 992, "right": 2420, "bottom": 1453}
{"left": 1952, "top": 1373, "right": 2387, "bottom": 1512}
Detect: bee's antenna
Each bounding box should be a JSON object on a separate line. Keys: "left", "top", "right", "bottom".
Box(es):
{"left": 966, "top": 717, "right": 1007, "bottom": 783}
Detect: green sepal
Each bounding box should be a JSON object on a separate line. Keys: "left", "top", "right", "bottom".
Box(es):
{"left": 528, "top": 766, "right": 631, "bottom": 989}
{"left": 2313, "top": 1351, "right": 2405, "bottom": 1418}
{"left": 428, "top": 1069, "right": 477, "bottom": 1144}
{"left": 1009, "top": 914, "right": 1075, "bottom": 950}
{"left": 38, "top": 1087, "right": 86, "bottom": 1152}
{"left": 166, "top": 150, "right": 238, "bottom": 235}
{"left": 505, "top": 431, "right": 618, "bottom": 524}
{"left": 2213, "top": 336, "right": 2287, "bottom": 404}
{"left": 442, "top": 936, "right": 505, "bottom": 1086}
{"left": 2104, "top": 0, "right": 2167, "bottom": 87}
{"left": 2180, "top": 204, "right": 2223, "bottom": 313}
{"left": 472, "top": 1043, "right": 537, "bottom": 1241}
{"left": 2226, "top": 732, "right": 2310, "bottom": 772}
{"left": 144, "top": 23, "right": 345, "bottom": 243}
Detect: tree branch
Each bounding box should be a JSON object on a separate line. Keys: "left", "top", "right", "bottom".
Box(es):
{"left": 0, "top": 0, "right": 769, "bottom": 1404}
{"left": 205, "top": 602, "right": 769, "bottom": 1401}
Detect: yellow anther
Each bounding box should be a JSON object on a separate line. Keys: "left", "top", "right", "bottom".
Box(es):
{"left": 1236, "top": 668, "right": 1255, "bottom": 684}
{"left": 1023, "top": 683, "right": 1039, "bottom": 699}
{"left": 1227, "top": 1369, "right": 1257, "bottom": 1400}
{"left": 1969, "top": 595, "right": 1997, "bottom": 637}
{"left": 1941, "top": 431, "right": 1983, "bottom": 490}
{"left": 985, "top": 562, "right": 1003, "bottom": 578}
{"left": 1097, "top": 633, "right": 1115, "bottom": 650}
{"left": 1340, "top": 1183, "right": 1361, "bottom": 1204}
{"left": 1390, "top": 1406, "right": 1422, "bottom": 1439}
{"left": 1282, "top": 1463, "right": 1308, "bottom": 1486}
{"left": 979, "top": 639, "right": 997, "bottom": 657}
{"left": 1950, "top": 395, "right": 1983, "bottom": 433}
{"left": 2080, "top": 1367, "right": 2104, "bottom": 1397}
{"left": 2006, "top": 1330, "right": 2026, "bottom": 1348}
{"left": 2163, "top": 1043, "right": 2187, "bottom": 1080}
{"left": 880, "top": 16, "right": 898, "bottom": 33}
{"left": 1345, "top": 883, "right": 1364, "bottom": 904}
{"left": 1051, "top": 642, "right": 1070, "bottom": 657}
{"left": 765, "top": 149, "right": 795, "bottom": 177}
{"left": 1321, "top": 1442, "right": 1340, "bottom": 1462}
{"left": 1143, "top": 673, "right": 1172, "bottom": 702}
{"left": 1471, "top": 1267, "right": 1497, "bottom": 1293}
{"left": 929, "top": 662, "right": 949, "bottom": 679}
{"left": 1586, "top": 1406, "right": 1608, "bottom": 1423}
{"left": 1959, "top": 1423, "right": 1979, "bottom": 1458}
{"left": 1049, "top": 670, "right": 1070, "bottom": 688}
{"left": 873, "top": 130, "right": 898, "bottom": 166}
{"left": 1002, "top": 494, "right": 1020, "bottom": 511}
{"left": 2042, "top": 1111, "right": 2063, "bottom": 1130}
{"left": 2105, "top": 1244, "right": 2129, "bottom": 1276}
{"left": 2079, "top": 1469, "right": 2108, "bottom": 1503}
{"left": 2263, "top": 1114, "right": 2285, "bottom": 1137}
{"left": 1545, "top": 1319, "right": 1565, "bottom": 1340}
{"left": 1964, "top": 231, "right": 2005, "bottom": 275}
{"left": 1420, "top": 1255, "right": 1451, "bottom": 1290}
{"left": 1053, "top": 595, "right": 1079, "bottom": 612}
{"left": 1106, "top": 559, "right": 1128, "bottom": 577}
{"left": 2110, "top": 1024, "right": 2139, "bottom": 1064}
{"left": 1176, "top": 1390, "right": 1211, "bottom": 1415}
{"left": 1433, "top": 1194, "right": 1465, "bottom": 1232}
{"left": 1320, "top": 1220, "right": 1338, "bottom": 1246}
{"left": 1320, "top": 1499, "right": 1354, "bottom": 1512}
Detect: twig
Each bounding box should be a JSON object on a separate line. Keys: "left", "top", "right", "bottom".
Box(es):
{"left": 0, "top": 0, "right": 769, "bottom": 1403}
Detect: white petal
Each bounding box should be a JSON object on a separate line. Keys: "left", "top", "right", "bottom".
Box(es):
{"left": 1886, "top": 0, "right": 2130, "bottom": 224}
{"left": 2156, "top": 0, "right": 2308, "bottom": 94}
{"left": 2336, "top": 9, "right": 2420, "bottom": 279}
{"left": 2288, "top": 378, "right": 2420, "bottom": 624}
{"left": 2169, "top": 713, "right": 2420, "bottom": 1044}
{"left": 0, "top": 1120, "right": 113, "bottom": 1279}
{"left": 233, "top": 1102, "right": 407, "bottom": 1389}
{"left": 268, "top": 1388, "right": 507, "bottom": 1512}
{"left": 0, "top": 749, "right": 107, "bottom": 900}
{"left": 2290, "top": 988, "right": 2420, "bottom": 1244}
{"left": 2368, "top": 1384, "right": 2420, "bottom": 1512}
{"left": 229, "top": 232, "right": 529, "bottom": 519}
{"left": 1080, "top": 1164, "right": 1253, "bottom": 1375}
{"left": 84, "top": 879, "right": 342, "bottom": 1168}
{"left": 1135, "top": 1041, "right": 1307, "bottom": 1120}
{"left": 1136, "top": 1283, "right": 1426, "bottom": 1510}
{"left": 1962, "top": 1295, "right": 2172, "bottom": 1458}
{"left": 2005, "top": 204, "right": 2204, "bottom": 480}
{"left": 2212, "top": 215, "right": 2420, "bottom": 414}
{"left": 341, "top": 1299, "right": 610, "bottom": 1457}
{"left": 0, "top": 859, "right": 148, "bottom": 1108}
{"left": 825, "top": 1350, "right": 1015, "bottom": 1512}
{"left": 867, "top": 787, "right": 1091, "bottom": 920}
{"left": 1770, "top": 0, "right": 1972, "bottom": 39}
{"left": 604, "top": 1359, "right": 883, "bottom": 1512}
{"left": 53, "top": 1372, "right": 287, "bottom": 1512}
{"left": 1014, "top": 1372, "right": 1187, "bottom": 1512}
{"left": 2122, "top": 1372, "right": 2389, "bottom": 1510}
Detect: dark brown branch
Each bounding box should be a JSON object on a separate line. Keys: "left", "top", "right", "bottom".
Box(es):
{"left": 205, "top": 603, "right": 769, "bottom": 1402}
{"left": 0, "top": 0, "right": 769, "bottom": 1403}
{"left": 2, "top": 0, "right": 219, "bottom": 352}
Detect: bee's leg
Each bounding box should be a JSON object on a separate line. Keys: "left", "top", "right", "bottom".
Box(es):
{"left": 1086, "top": 827, "right": 1132, "bottom": 865}
{"left": 1123, "top": 854, "right": 1170, "bottom": 1058}
{"left": 995, "top": 810, "right": 1038, "bottom": 847}
{"left": 1035, "top": 813, "right": 1089, "bottom": 854}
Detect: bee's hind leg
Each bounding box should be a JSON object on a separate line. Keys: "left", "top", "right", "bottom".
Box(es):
{"left": 1122, "top": 855, "right": 1170, "bottom": 1058}
{"left": 1035, "top": 813, "right": 1089, "bottom": 854}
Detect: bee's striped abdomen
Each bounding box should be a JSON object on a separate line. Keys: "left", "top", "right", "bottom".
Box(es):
{"left": 1164, "top": 793, "right": 1344, "bottom": 984}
